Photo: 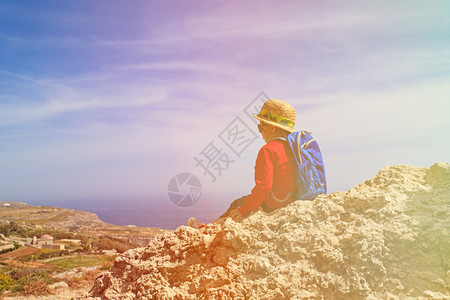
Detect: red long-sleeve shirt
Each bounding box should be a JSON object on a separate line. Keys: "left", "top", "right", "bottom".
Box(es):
{"left": 238, "top": 139, "right": 297, "bottom": 217}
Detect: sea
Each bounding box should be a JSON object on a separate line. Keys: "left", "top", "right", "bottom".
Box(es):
{"left": 22, "top": 197, "right": 222, "bottom": 230}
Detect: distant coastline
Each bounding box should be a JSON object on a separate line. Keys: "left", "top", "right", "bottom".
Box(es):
{"left": 9, "top": 199, "right": 220, "bottom": 230}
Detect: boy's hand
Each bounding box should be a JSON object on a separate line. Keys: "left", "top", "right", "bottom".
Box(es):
{"left": 229, "top": 209, "right": 244, "bottom": 222}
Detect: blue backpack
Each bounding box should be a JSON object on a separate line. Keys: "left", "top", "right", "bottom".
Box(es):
{"left": 279, "top": 131, "right": 327, "bottom": 200}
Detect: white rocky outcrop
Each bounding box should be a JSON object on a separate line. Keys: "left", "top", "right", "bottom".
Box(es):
{"left": 49, "top": 281, "right": 69, "bottom": 290}
{"left": 90, "top": 163, "right": 449, "bottom": 299}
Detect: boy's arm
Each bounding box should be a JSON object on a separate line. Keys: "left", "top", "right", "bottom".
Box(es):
{"left": 238, "top": 146, "right": 274, "bottom": 217}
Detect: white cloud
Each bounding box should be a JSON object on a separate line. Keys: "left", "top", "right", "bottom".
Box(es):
{"left": 1, "top": 0, "right": 449, "bottom": 203}
{"left": 0, "top": 69, "right": 169, "bottom": 127}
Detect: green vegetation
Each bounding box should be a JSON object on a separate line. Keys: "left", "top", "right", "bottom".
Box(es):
{"left": 0, "top": 255, "right": 112, "bottom": 296}
{"left": 0, "top": 224, "right": 10, "bottom": 236}
{"left": 1, "top": 221, "right": 30, "bottom": 237}
{"left": 0, "top": 267, "right": 54, "bottom": 295}
{"left": 19, "top": 249, "right": 66, "bottom": 261}
{"left": 94, "top": 235, "right": 139, "bottom": 253}
{"left": 0, "top": 272, "right": 13, "bottom": 293}
{"left": 46, "top": 255, "right": 116, "bottom": 271}
{"left": 0, "top": 221, "right": 90, "bottom": 241}
{"left": 0, "top": 204, "right": 157, "bottom": 297}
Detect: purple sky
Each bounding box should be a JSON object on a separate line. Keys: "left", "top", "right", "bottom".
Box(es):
{"left": 0, "top": 1, "right": 449, "bottom": 226}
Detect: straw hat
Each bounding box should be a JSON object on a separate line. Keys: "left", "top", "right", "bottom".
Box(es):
{"left": 254, "top": 99, "right": 296, "bottom": 133}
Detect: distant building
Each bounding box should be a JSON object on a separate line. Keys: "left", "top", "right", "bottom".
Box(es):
{"left": 36, "top": 235, "right": 53, "bottom": 248}
{"left": 42, "top": 243, "right": 65, "bottom": 250}
{"left": 3, "top": 203, "right": 11, "bottom": 207}
{"left": 35, "top": 235, "right": 65, "bottom": 250}
{"left": 59, "top": 239, "right": 81, "bottom": 245}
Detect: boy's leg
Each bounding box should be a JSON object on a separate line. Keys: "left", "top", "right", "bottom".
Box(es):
{"left": 190, "top": 195, "right": 250, "bottom": 228}
{"left": 188, "top": 217, "right": 204, "bottom": 229}
{"left": 218, "top": 195, "right": 249, "bottom": 219}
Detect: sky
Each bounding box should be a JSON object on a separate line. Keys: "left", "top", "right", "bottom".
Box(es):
{"left": 0, "top": 0, "right": 449, "bottom": 227}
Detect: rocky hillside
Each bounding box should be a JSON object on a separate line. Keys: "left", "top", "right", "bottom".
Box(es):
{"left": 90, "top": 163, "right": 449, "bottom": 299}
{"left": 0, "top": 202, "right": 166, "bottom": 246}
{"left": 1, "top": 202, "right": 103, "bottom": 229}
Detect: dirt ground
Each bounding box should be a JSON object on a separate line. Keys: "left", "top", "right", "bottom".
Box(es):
{"left": 0, "top": 247, "right": 40, "bottom": 260}
{"left": 2, "top": 286, "right": 91, "bottom": 300}
{"left": 0, "top": 247, "right": 55, "bottom": 270}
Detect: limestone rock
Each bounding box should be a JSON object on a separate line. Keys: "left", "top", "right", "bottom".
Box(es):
{"left": 90, "top": 163, "right": 450, "bottom": 299}
{"left": 49, "top": 281, "right": 69, "bottom": 290}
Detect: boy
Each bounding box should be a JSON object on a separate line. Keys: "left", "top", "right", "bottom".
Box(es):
{"left": 189, "top": 99, "right": 297, "bottom": 227}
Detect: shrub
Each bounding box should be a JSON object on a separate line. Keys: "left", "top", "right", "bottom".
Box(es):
{"left": 65, "top": 275, "right": 82, "bottom": 289}
{"left": 10, "top": 268, "right": 39, "bottom": 280}
{"left": 63, "top": 269, "right": 101, "bottom": 289}
{"left": 82, "top": 269, "right": 101, "bottom": 282}
{"left": 100, "top": 256, "right": 116, "bottom": 270}
{"left": 94, "top": 236, "right": 139, "bottom": 253}
{"left": 0, "top": 272, "right": 13, "bottom": 293}
{"left": 9, "top": 269, "right": 54, "bottom": 294}
{"left": 0, "top": 225, "right": 9, "bottom": 237}
{"left": 22, "top": 277, "right": 50, "bottom": 296}
{"left": 9, "top": 222, "right": 19, "bottom": 232}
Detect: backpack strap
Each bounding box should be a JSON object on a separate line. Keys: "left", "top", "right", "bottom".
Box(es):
{"left": 270, "top": 191, "right": 293, "bottom": 203}
{"left": 270, "top": 137, "right": 287, "bottom": 142}
{"left": 268, "top": 136, "right": 294, "bottom": 203}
